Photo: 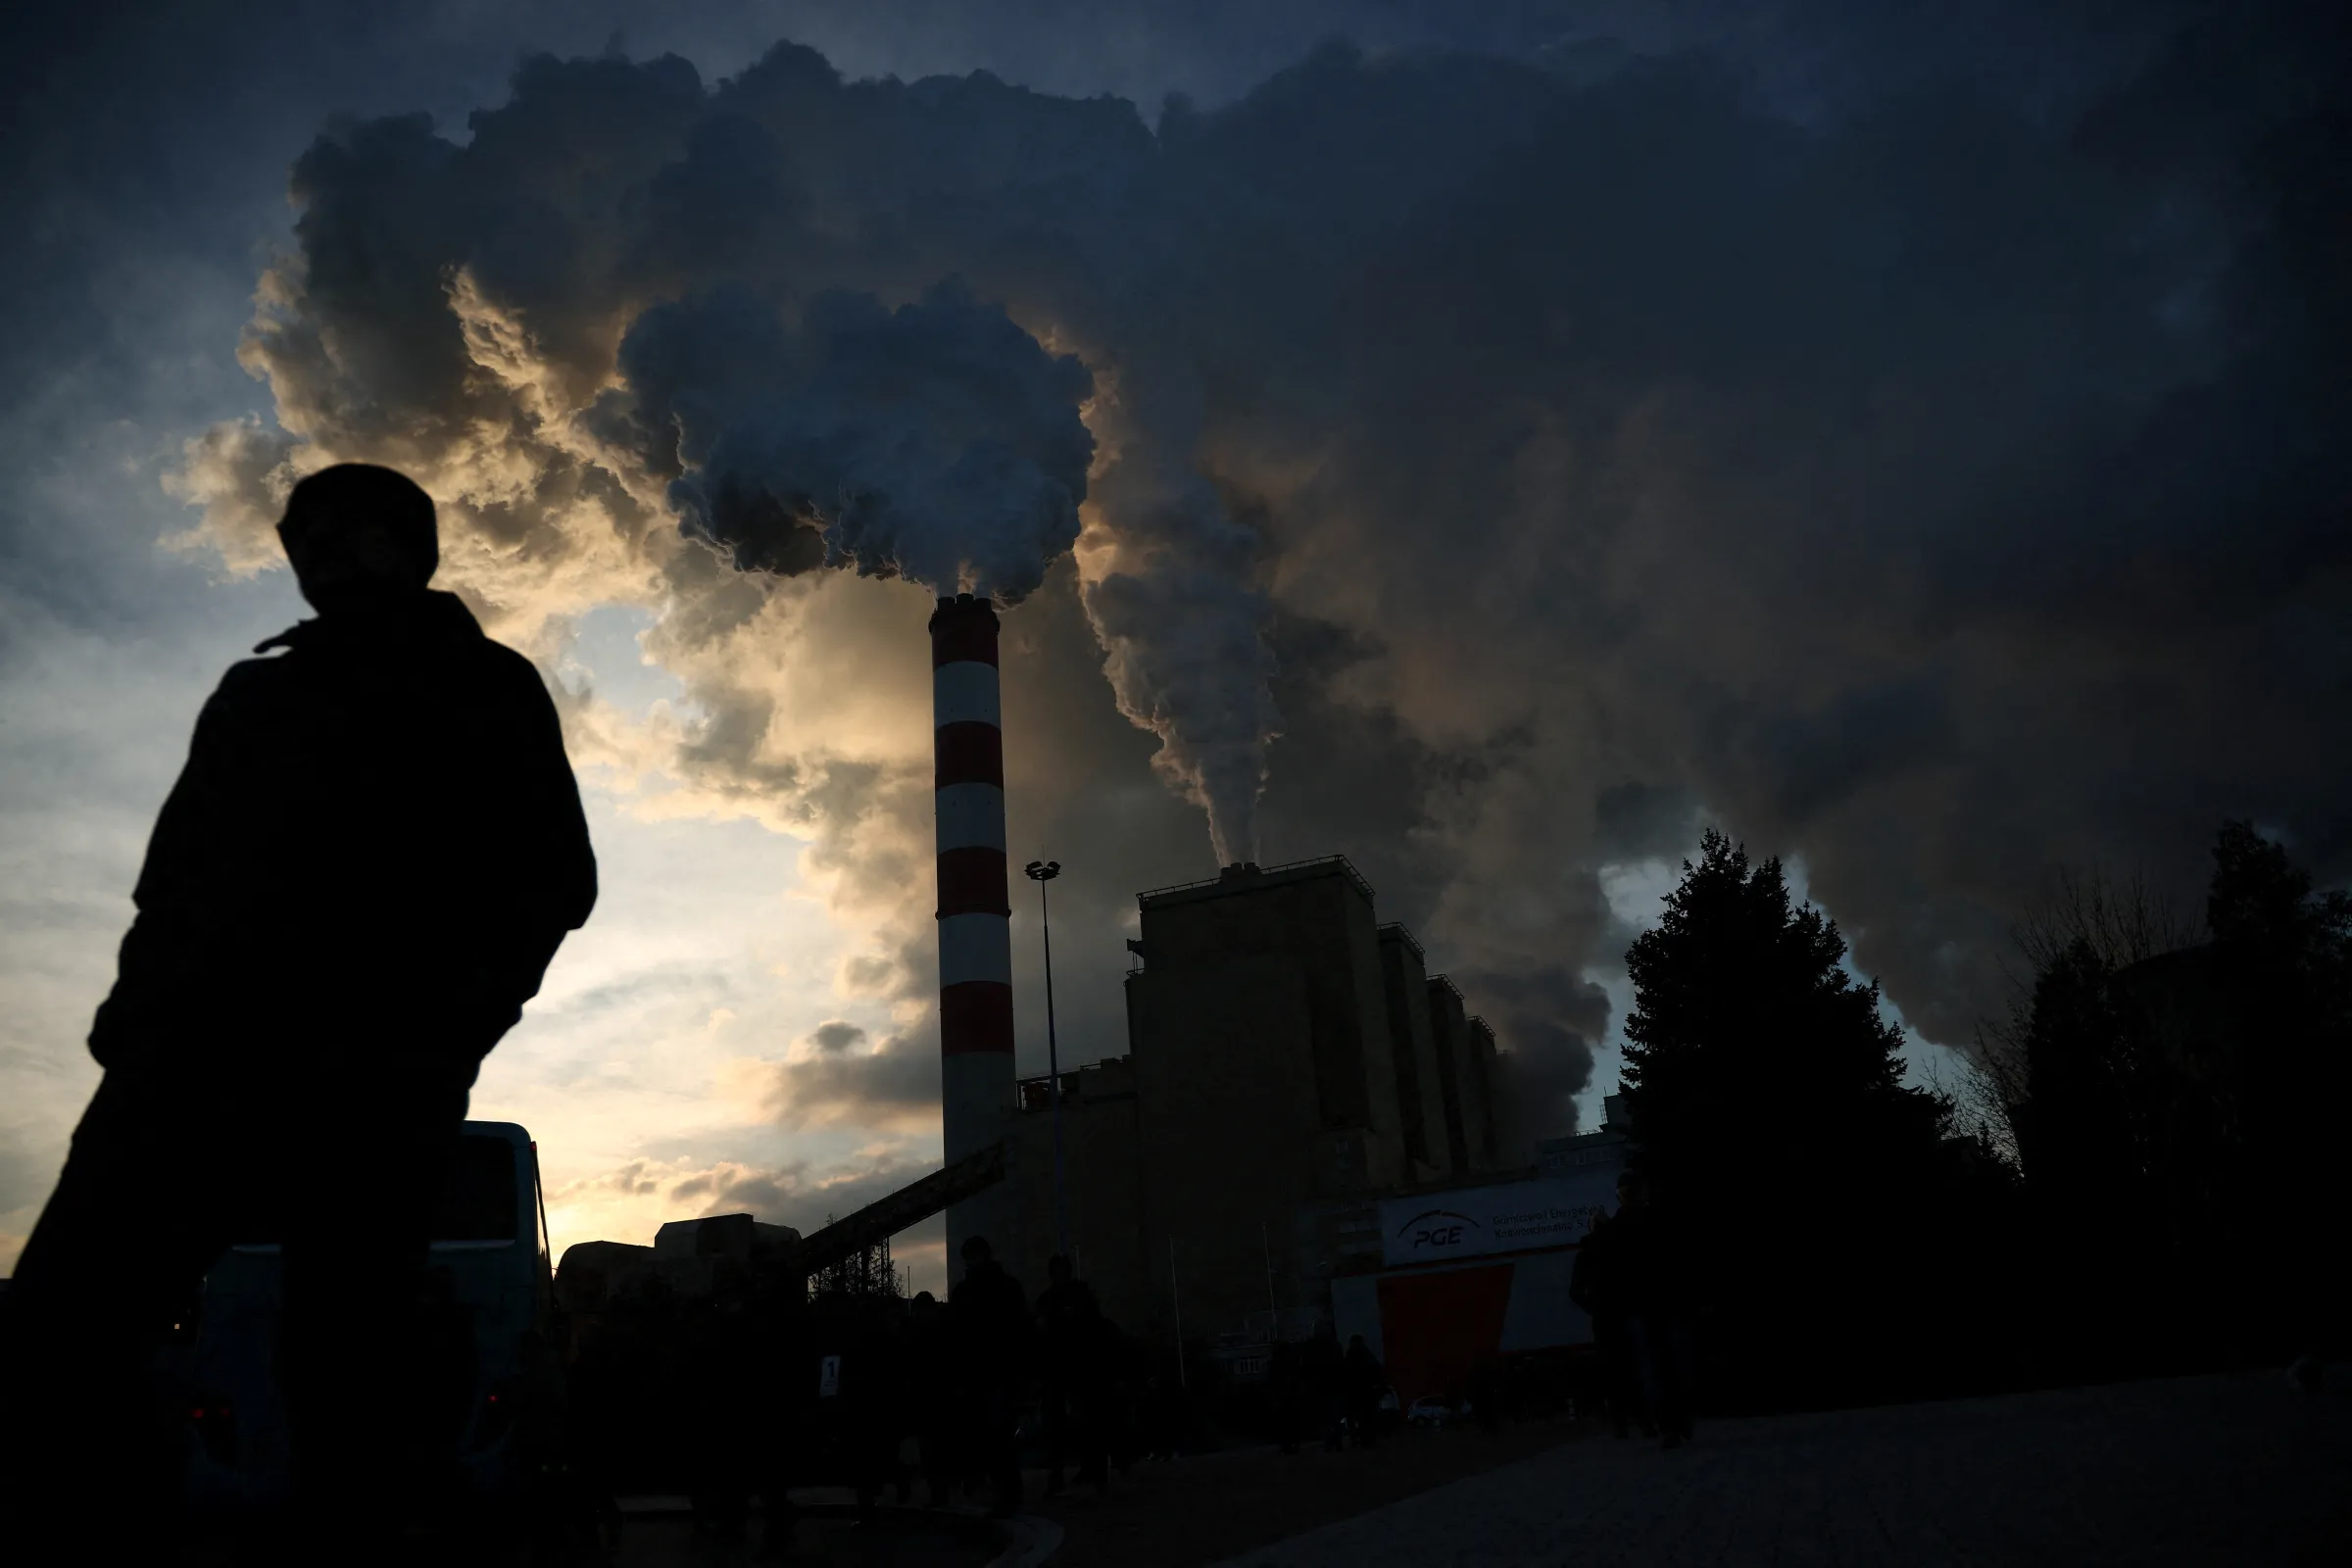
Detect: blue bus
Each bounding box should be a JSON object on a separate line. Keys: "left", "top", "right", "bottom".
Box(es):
{"left": 181, "top": 1120, "right": 554, "bottom": 1511}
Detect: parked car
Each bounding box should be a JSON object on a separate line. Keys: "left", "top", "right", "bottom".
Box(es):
{"left": 1406, "top": 1395, "right": 1462, "bottom": 1428}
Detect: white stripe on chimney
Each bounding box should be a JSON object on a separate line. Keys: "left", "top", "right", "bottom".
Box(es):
{"left": 932, "top": 661, "right": 1004, "bottom": 728}
{"left": 938, "top": 912, "right": 1014, "bottom": 988}
{"left": 935, "top": 782, "right": 1008, "bottom": 853}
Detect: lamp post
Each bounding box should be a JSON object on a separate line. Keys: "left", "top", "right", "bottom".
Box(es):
{"left": 1024, "top": 858, "right": 1070, "bottom": 1260}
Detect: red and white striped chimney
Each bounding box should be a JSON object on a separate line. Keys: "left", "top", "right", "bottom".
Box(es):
{"left": 929, "top": 592, "right": 1015, "bottom": 1261}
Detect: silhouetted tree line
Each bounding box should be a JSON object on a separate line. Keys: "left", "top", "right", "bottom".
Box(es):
{"left": 1979, "top": 824, "right": 2351, "bottom": 1382}
{"left": 1617, "top": 822, "right": 2345, "bottom": 1412}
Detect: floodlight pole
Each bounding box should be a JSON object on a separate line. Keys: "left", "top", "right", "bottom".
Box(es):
{"left": 1024, "top": 859, "right": 1070, "bottom": 1261}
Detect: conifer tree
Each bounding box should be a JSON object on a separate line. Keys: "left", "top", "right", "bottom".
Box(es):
{"left": 1622, "top": 829, "right": 1942, "bottom": 1208}
{"left": 1620, "top": 830, "right": 1950, "bottom": 1402}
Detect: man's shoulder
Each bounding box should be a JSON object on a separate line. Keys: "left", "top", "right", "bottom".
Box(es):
{"left": 206, "top": 650, "right": 308, "bottom": 715}
{"left": 471, "top": 632, "right": 541, "bottom": 676}
{"left": 470, "top": 636, "right": 559, "bottom": 705}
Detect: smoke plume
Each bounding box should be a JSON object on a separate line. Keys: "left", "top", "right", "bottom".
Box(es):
{"left": 616, "top": 280, "right": 1095, "bottom": 600}
{"left": 166, "top": 4, "right": 2352, "bottom": 1143}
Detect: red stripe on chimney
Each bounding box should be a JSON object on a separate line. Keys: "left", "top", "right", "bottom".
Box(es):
{"left": 940, "top": 980, "right": 1015, "bottom": 1055}
{"left": 934, "top": 722, "right": 1004, "bottom": 789}
{"left": 936, "top": 846, "right": 1010, "bottom": 917}
{"left": 930, "top": 615, "right": 1000, "bottom": 668}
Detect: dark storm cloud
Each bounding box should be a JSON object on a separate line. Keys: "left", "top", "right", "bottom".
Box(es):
{"left": 164, "top": 0, "right": 2352, "bottom": 1141}
{"left": 1593, "top": 783, "right": 1697, "bottom": 864}
{"left": 765, "top": 1022, "right": 940, "bottom": 1132}
{"left": 807, "top": 1020, "right": 868, "bottom": 1054}
{"left": 624, "top": 279, "right": 1096, "bottom": 596}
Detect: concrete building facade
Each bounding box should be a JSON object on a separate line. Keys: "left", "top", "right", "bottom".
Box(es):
{"left": 1377, "top": 925, "right": 1451, "bottom": 1182}
{"left": 1004, "top": 1056, "right": 1151, "bottom": 1332}
{"left": 1425, "top": 976, "right": 1475, "bottom": 1176}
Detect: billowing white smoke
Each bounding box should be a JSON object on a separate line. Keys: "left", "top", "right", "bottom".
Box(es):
{"left": 1081, "top": 382, "right": 1280, "bottom": 866}
{"left": 613, "top": 280, "right": 1096, "bottom": 602}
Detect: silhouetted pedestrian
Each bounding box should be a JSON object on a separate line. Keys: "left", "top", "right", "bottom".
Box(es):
{"left": 903, "top": 1291, "right": 958, "bottom": 1505}
{"left": 1343, "top": 1334, "right": 1387, "bottom": 1449}
{"left": 1570, "top": 1204, "right": 1644, "bottom": 1438}
{"left": 412, "top": 1264, "right": 481, "bottom": 1524}
{"left": 686, "top": 1271, "right": 763, "bottom": 1544}
{"left": 0, "top": 464, "right": 597, "bottom": 1555}
{"left": 763, "top": 1276, "right": 819, "bottom": 1556}
{"left": 1466, "top": 1356, "right": 1505, "bottom": 1435}
{"left": 1303, "top": 1320, "right": 1347, "bottom": 1451}
{"left": 1267, "top": 1338, "right": 1311, "bottom": 1452}
{"left": 563, "top": 1319, "right": 631, "bottom": 1553}
{"left": 811, "top": 1286, "right": 904, "bottom": 1526}
{"left": 949, "top": 1236, "right": 1030, "bottom": 1515}
{"left": 1036, "top": 1254, "right": 1109, "bottom": 1493}
{"left": 1611, "top": 1171, "right": 1698, "bottom": 1447}
{"left": 1099, "top": 1322, "right": 1149, "bottom": 1470}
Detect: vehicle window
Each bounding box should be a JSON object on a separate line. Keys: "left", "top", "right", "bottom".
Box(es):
{"left": 431, "top": 1135, "right": 520, "bottom": 1243}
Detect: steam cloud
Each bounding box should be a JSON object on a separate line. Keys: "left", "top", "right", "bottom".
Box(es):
{"left": 170, "top": 4, "right": 2352, "bottom": 1138}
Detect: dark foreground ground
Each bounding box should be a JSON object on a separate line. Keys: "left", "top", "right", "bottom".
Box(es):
{"left": 174, "top": 1370, "right": 2351, "bottom": 1564}
{"left": 607, "top": 1498, "right": 1004, "bottom": 1568}
{"left": 1033, "top": 1409, "right": 1592, "bottom": 1567}
{"left": 1207, "top": 1371, "right": 2352, "bottom": 1567}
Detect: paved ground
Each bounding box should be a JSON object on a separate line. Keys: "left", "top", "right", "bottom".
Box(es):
{"left": 607, "top": 1494, "right": 1011, "bottom": 1568}
{"left": 1212, "top": 1373, "right": 2352, "bottom": 1567}
{"left": 1035, "top": 1413, "right": 1590, "bottom": 1568}
{"left": 610, "top": 1509, "right": 1000, "bottom": 1568}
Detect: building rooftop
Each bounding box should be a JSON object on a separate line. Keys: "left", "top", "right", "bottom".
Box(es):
{"left": 1016, "top": 1054, "right": 1136, "bottom": 1111}
{"left": 1138, "top": 854, "right": 1377, "bottom": 911}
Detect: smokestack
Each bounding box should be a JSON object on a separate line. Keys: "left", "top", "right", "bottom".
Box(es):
{"left": 930, "top": 592, "right": 1015, "bottom": 1261}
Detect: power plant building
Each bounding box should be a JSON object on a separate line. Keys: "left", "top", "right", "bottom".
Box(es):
{"left": 1003, "top": 857, "right": 1527, "bottom": 1357}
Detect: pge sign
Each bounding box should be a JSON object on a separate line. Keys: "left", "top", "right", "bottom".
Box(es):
{"left": 1396, "top": 1209, "right": 1481, "bottom": 1256}
{"left": 1378, "top": 1172, "right": 1618, "bottom": 1266}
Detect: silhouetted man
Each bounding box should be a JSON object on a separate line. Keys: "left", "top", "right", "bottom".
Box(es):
{"left": 1035, "top": 1253, "right": 1109, "bottom": 1494}
{"left": 1342, "top": 1334, "right": 1387, "bottom": 1449}
{"left": 903, "top": 1291, "right": 958, "bottom": 1505}
{"left": 1569, "top": 1200, "right": 1642, "bottom": 1438}
{"left": 686, "top": 1271, "right": 758, "bottom": 1545}
{"left": 1611, "top": 1171, "right": 1698, "bottom": 1447}
{"left": 1, "top": 464, "right": 596, "bottom": 1553}
{"left": 1303, "top": 1319, "right": 1347, "bottom": 1451}
{"left": 949, "top": 1235, "right": 1030, "bottom": 1515}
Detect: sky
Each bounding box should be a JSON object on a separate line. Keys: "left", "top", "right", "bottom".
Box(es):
{"left": 3, "top": 0, "right": 2345, "bottom": 1291}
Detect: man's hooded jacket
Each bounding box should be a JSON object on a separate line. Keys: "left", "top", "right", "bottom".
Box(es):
{"left": 89, "top": 589, "right": 597, "bottom": 1081}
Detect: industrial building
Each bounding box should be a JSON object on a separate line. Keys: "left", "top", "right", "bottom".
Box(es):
{"left": 557, "top": 846, "right": 1607, "bottom": 1411}
{"left": 1001, "top": 857, "right": 1537, "bottom": 1367}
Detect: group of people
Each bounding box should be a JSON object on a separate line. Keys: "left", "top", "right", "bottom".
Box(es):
{"left": 1568, "top": 1169, "right": 1699, "bottom": 1448}
{"left": 556, "top": 1233, "right": 1152, "bottom": 1552}
{"left": 931, "top": 1238, "right": 1121, "bottom": 1512}
{"left": 1266, "top": 1324, "right": 1391, "bottom": 1452}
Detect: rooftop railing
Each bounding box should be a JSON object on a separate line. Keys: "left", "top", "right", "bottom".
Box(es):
{"left": 1138, "top": 853, "right": 1376, "bottom": 907}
